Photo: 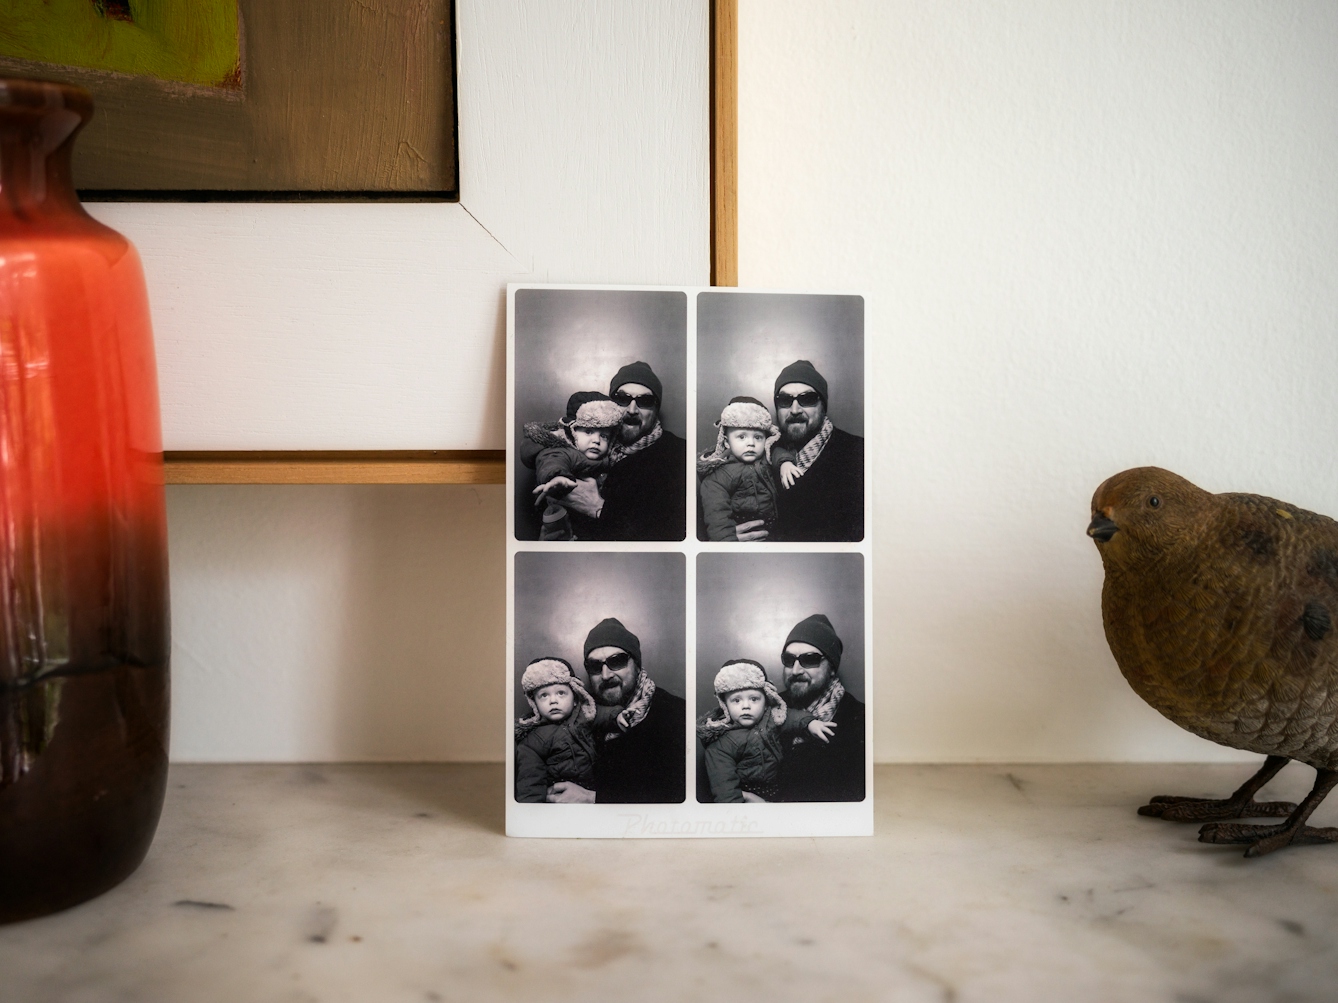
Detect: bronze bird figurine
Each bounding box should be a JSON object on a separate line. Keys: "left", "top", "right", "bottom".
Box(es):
{"left": 1089, "top": 466, "right": 1338, "bottom": 856}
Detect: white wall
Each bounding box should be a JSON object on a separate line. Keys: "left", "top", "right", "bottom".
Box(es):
{"left": 165, "top": 1, "right": 1338, "bottom": 764}
{"left": 738, "top": 0, "right": 1338, "bottom": 762}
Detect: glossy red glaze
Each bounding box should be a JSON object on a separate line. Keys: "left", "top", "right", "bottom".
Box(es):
{"left": 0, "top": 79, "right": 170, "bottom": 923}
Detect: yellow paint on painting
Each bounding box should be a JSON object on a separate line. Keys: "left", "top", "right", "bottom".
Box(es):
{"left": 0, "top": 0, "right": 240, "bottom": 89}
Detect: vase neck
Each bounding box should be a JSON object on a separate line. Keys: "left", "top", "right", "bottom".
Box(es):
{"left": 0, "top": 79, "right": 93, "bottom": 226}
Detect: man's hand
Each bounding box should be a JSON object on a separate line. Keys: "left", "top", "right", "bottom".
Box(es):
{"left": 537, "top": 476, "right": 604, "bottom": 519}
{"left": 531, "top": 476, "right": 577, "bottom": 506}
{"left": 741, "top": 791, "right": 766, "bottom": 803}
{"left": 778, "top": 461, "right": 800, "bottom": 489}
{"left": 807, "top": 720, "right": 838, "bottom": 744}
{"left": 546, "top": 781, "right": 596, "bottom": 804}
{"left": 734, "top": 519, "right": 769, "bottom": 542}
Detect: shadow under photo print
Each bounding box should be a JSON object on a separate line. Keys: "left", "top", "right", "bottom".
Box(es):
{"left": 696, "top": 552, "right": 867, "bottom": 805}
{"left": 513, "top": 288, "right": 688, "bottom": 543}
{"left": 513, "top": 551, "right": 686, "bottom": 806}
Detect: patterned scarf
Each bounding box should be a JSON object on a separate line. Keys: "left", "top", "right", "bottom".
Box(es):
{"left": 786, "top": 417, "right": 834, "bottom": 480}
{"left": 603, "top": 669, "right": 657, "bottom": 739}
{"left": 789, "top": 677, "right": 845, "bottom": 746}
{"left": 610, "top": 420, "right": 663, "bottom": 465}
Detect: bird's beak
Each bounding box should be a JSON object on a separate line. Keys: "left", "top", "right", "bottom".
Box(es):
{"left": 1087, "top": 515, "right": 1118, "bottom": 543}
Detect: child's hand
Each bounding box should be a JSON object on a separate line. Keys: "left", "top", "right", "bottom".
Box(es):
{"left": 778, "top": 461, "right": 799, "bottom": 488}
{"left": 741, "top": 791, "right": 767, "bottom": 803}
{"left": 532, "top": 475, "right": 577, "bottom": 505}
{"left": 807, "top": 719, "right": 837, "bottom": 744}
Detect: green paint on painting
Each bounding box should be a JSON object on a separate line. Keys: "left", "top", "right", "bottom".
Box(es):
{"left": 0, "top": 0, "right": 240, "bottom": 89}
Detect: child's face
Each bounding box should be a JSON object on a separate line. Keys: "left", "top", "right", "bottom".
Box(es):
{"left": 726, "top": 427, "right": 765, "bottom": 464}
{"left": 571, "top": 426, "right": 612, "bottom": 461}
{"left": 533, "top": 683, "right": 575, "bottom": 722}
{"left": 724, "top": 688, "right": 766, "bottom": 727}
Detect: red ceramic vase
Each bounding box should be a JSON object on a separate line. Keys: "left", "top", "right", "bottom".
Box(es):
{"left": 0, "top": 79, "right": 170, "bottom": 923}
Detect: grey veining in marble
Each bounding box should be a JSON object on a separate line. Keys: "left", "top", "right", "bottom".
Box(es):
{"left": 3, "top": 763, "right": 1337, "bottom": 1002}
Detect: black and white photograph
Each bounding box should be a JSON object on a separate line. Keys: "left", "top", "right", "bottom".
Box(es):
{"left": 513, "top": 288, "right": 688, "bottom": 542}
{"left": 696, "top": 552, "right": 867, "bottom": 804}
{"left": 512, "top": 551, "right": 686, "bottom": 805}
{"left": 696, "top": 291, "right": 865, "bottom": 543}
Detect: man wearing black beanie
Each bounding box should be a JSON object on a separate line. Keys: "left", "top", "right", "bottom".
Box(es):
{"left": 544, "top": 617, "right": 685, "bottom": 804}
{"left": 543, "top": 360, "right": 686, "bottom": 541}
{"left": 777, "top": 614, "right": 865, "bottom": 802}
{"left": 769, "top": 359, "right": 864, "bottom": 542}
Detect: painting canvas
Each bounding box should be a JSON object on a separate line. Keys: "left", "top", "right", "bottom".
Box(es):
{"left": 0, "top": 0, "right": 457, "bottom": 196}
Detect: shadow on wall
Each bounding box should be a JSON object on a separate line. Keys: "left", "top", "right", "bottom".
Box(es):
{"left": 166, "top": 485, "right": 508, "bottom": 762}
{"left": 512, "top": 551, "right": 686, "bottom": 716}
{"left": 513, "top": 288, "right": 688, "bottom": 540}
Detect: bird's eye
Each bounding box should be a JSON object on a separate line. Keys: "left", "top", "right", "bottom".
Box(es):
{"left": 1148, "top": 496, "right": 1161, "bottom": 509}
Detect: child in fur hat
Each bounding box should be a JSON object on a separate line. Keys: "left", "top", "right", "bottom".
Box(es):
{"left": 514, "top": 657, "right": 622, "bottom": 803}
{"left": 697, "top": 659, "right": 836, "bottom": 803}
{"left": 697, "top": 397, "right": 798, "bottom": 542}
{"left": 520, "top": 392, "right": 626, "bottom": 540}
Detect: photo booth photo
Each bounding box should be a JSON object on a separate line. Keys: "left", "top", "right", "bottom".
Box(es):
{"left": 513, "top": 288, "right": 688, "bottom": 543}
{"left": 696, "top": 292, "right": 865, "bottom": 543}
{"left": 513, "top": 551, "right": 686, "bottom": 805}
{"left": 696, "top": 552, "right": 866, "bottom": 804}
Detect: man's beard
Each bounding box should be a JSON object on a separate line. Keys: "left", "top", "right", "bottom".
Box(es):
{"left": 786, "top": 676, "right": 825, "bottom": 703}
{"left": 595, "top": 676, "right": 630, "bottom": 706}
{"left": 780, "top": 415, "right": 817, "bottom": 447}
{"left": 618, "top": 414, "right": 650, "bottom": 444}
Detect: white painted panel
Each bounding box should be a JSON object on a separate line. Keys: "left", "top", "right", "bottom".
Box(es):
{"left": 89, "top": 0, "right": 709, "bottom": 450}
{"left": 739, "top": 1, "right": 1338, "bottom": 763}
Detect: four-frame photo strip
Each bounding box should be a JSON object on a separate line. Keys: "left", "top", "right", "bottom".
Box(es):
{"left": 506, "top": 285, "right": 871, "bottom": 837}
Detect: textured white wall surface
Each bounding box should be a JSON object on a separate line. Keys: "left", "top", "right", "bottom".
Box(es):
{"left": 164, "top": 1, "right": 1338, "bottom": 764}
{"left": 738, "top": 0, "right": 1338, "bottom": 762}
{"left": 90, "top": 0, "right": 710, "bottom": 450}
{"left": 167, "top": 486, "right": 505, "bottom": 761}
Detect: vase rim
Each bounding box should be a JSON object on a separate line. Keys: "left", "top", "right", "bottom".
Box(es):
{"left": 0, "top": 78, "right": 93, "bottom": 125}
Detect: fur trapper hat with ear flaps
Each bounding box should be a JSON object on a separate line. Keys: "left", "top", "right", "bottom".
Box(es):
{"left": 697, "top": 396, "right": 781, "bottom": 474}
{"left": 560, "top": 393, "right": 625, "bottom": 431}
{"left": 697, "top": 658, "right": 787, "bottom": 744}
{"left": 516, "top": 657, "right": 595, "bottom": 739}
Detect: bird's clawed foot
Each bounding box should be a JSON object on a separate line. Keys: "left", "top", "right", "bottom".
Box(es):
{"left": 1138, "top": 793, "right": 1298, "bottom": 822}
{"left": 1198, "top": 821, "right": 1338, "bottom": 857}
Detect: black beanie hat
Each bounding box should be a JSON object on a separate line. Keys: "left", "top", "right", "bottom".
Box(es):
{"left": 583, "top": 617, "right": 643, "bottom": 667}
{"left": 774, "top": 360, "right": 829, "bottom": 407}
{"left": 565, "top": 391, "right": 611, "bottom": 421}
{"left": 610, "top": 361, "right": 663, "bottom": 403}
{"left": 783, "top": 613, "right": 843, "bottom": 672}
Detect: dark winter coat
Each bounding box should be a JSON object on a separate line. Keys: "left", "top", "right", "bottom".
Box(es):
{"left": 593, "top": 687, "right": 686, "bottom": 803}
{"left": 514, "top": 717, "right": 597, "bottom": 803}
{"left": 699, "top": 459, "right": 781, "bottom": 541}
{"left": 777, "top": 426, "right": 865, "bottom": 543}
{"left": 518, "top": 423, "right": 606, "bottom": 484}
{"left": 577, "top": 431, "right": 687, "bottom": 542}
{"left": 700, "top": 708, "right": 814, "bottom": 803}
{"left": 778, "top": 691, "right": 866, "bottom": 802}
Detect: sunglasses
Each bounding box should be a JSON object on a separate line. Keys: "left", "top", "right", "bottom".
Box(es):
{"left": 611, "top": 392, "right": 657, "bottom": 408}
{"left": 781, "top": 650, "right": 826, "bottom": 669}
{"left": 775, "top": 391, "right": 823, "bottom": 409}
{"left": 585, "top": 651, "right": 633, "bottom": 672}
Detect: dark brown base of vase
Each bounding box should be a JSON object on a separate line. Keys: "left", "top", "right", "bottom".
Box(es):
{"left": 0, "top": 662, "right": 169, "bottom": 924}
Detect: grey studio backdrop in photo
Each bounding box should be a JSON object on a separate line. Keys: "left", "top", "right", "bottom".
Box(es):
{"left": 695, "top": 291, "right": 864, "bottom": 456}
{"left": 695, "top": 552, "right": 865, "bottom": 799}
{"left": 513, "top": 288, "right": 687, "bottom": 540}
{"left": 513, "top": 551, "right": 687, "bottom": 718}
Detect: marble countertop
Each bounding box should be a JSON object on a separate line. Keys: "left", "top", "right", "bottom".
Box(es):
{"left": 3, "top": 763, "right": 1337, "bottom": 1002}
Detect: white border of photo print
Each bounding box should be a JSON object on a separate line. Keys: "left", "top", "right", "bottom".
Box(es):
{"left": 507, "top": 284, "right": 871, "bottom": 837}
